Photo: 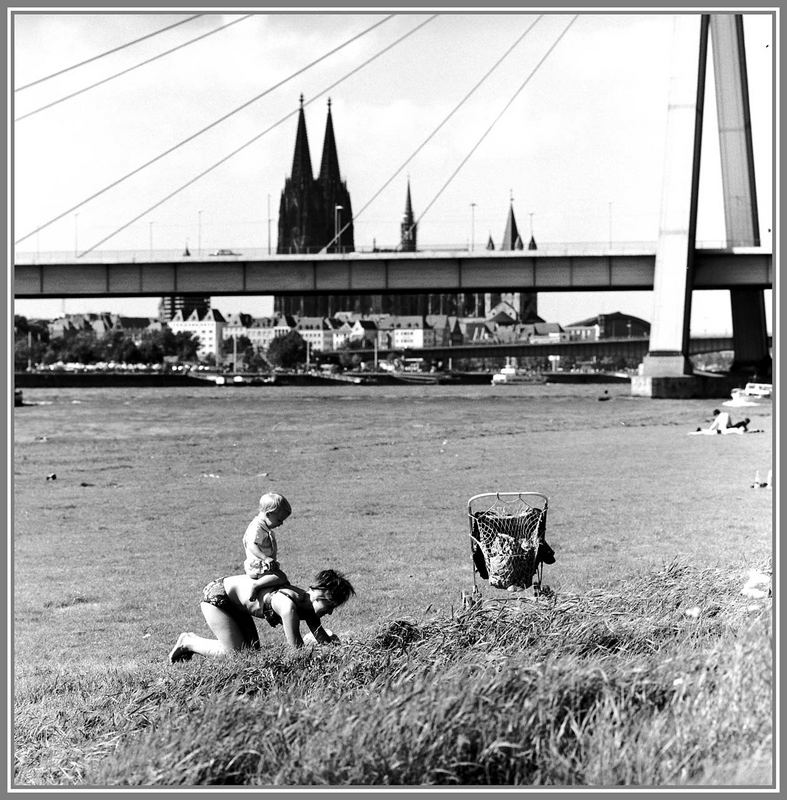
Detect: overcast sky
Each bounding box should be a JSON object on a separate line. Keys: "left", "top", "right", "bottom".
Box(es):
{"left": 11, "top": 10, "right": 774, "bottom": 332}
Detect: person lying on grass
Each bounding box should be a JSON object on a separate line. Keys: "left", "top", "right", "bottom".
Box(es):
{"left": 168, "top": 569, "right": 356, "bottom": 662}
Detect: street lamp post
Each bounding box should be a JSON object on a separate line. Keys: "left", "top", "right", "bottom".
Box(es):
{"left": 74, "top": 213, "right": 79, "bottom": 257}
{"left": 267, "top": 195, "right": 271, "bottom": 255}
{"left": 470, "top": 202, "right": 476, "bottom": 251}
{"left": 334, "top": 205, "right": 343, "bottom": 253}
{"left": 149, "top": 221, "right": 154, "bottom": 259}
{"left": 198, "top": 210, "right": 203, "bottom": 256}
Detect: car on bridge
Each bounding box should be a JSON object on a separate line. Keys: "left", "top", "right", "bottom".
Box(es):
{"left": 209, "top": 248, "right": 242, "bottom": 256}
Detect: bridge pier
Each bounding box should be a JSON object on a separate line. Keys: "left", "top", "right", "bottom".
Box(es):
{"left": 634, "top": 13, "right": 769, "bottom": 398}
{"left": 631, "top": 372, "right": 742, "bottom": 399}
{"left": 635, "top": 15, "right": 706, "bottom": 398}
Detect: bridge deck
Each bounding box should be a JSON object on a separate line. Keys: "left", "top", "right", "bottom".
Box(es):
{"left": 14, "top": 248, "right": 772, "bottom": 298}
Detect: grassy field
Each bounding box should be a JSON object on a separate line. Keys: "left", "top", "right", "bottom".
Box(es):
{"left": 12, "top": 383, "right": 774, "bottom": 786}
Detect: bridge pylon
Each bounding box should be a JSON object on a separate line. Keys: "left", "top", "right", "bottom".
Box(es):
{"left": 633, "top": 13, "right": 770, "bottom": 398}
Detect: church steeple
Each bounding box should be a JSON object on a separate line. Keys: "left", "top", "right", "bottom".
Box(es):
{"left": 291, "top": 94, "right": 313, "bottom": 187}
{"left": 501, "top": 194, "right": 520, "bottom": 251}
{"left": 400, "top": 178, "right": 416, "bottom": 252}
{"left": 318, "top": 98, "right": 341, "bottom": 184}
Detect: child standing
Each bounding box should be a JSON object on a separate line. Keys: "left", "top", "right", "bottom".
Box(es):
{"left": 244, "top": 492, "right": 292, "bottom": 601}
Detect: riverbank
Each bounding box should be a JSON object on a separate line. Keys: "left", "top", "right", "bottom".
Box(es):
{"left": 14, "top": 369, "right": 631, "bottom": 389}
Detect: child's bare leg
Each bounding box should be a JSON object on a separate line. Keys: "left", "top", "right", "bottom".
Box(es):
{"left": 248, "top": 570, "right": 288, "bottom": 600}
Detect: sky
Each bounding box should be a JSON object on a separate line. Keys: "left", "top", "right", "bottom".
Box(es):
{"left": 11, "top": 9, "right": 774, "bottom": 333}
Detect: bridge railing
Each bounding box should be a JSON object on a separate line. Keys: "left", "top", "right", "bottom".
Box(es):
{"left": 12, "top": 241, "right": 665, "bottom": 264}
{"left": 15, "top": 239, "right": 767, "bottom": 265}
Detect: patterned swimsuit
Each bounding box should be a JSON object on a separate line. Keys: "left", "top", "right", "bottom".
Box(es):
{"left": 201, "top": 578, "right": 260, "bottom": 648}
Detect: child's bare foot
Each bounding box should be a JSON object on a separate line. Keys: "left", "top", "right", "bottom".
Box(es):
{"left": 168, "top": 632, "right": 194, "bottom": 664}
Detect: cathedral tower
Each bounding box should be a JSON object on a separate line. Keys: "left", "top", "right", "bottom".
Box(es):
{"left": 318, "top": 99, "right": 354, "bottom": 254}
{"left": 276, "top": 97, "right": 367, "bottom": 316}
{"left": 277, "top": 95, "right": 325, "bottom": 255}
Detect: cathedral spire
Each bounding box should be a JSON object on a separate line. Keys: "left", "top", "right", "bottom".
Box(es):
{"left": 318, "top": 97, "right": 341, "bottom": 184}
{"left": 501, "top": 197, "right": 520, "bottom": 251}
{"left": 291, "top": 94, "right": 313, "bottom": 187}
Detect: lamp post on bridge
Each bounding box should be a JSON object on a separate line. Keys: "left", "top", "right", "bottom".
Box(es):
{"left": 149, "top": 221, "right": 154, "bottom": 259}
{"left": 198, "top": 210, "right": 203, "bottom": 257}
{"left": 470, "top": 202, "right": 476, "bottom": 251}
{"left": 334, "top": 205, "right": 343, "bottom": 253}
{"left": 73, "top": 213, "right": 79, "bottom": 258}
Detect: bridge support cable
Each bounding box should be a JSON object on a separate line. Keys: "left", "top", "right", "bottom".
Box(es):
{"left": 320, "top": 14, "right": 546, "bottom": 253}
{"left": 14, "top": 14, "right": 396, "bottom": 246}
{"left": 72, "top": 15, "right": 437, "bottom": 258}
{"left": 15, "top": 15, "right": 254, "bottom": 122}
{"left": 15, "top": 14, "right": 204, "bottom": 91}
{"left": 409, "top": 15, "right": 578, "bottom": 240}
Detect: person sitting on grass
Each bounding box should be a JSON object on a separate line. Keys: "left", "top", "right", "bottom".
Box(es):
{"left": 243, "top": 491, "right": 292, "bottom": 602}
{"left": 168, "top": 569, "right": 356, "bottom": 662}
{"left": 700, "top": 409, "right": 750, "bottom": 434}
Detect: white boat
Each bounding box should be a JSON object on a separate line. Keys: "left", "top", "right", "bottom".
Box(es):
{"left": 723, "top": 392, "right": 758, "bottom": 408}
{"left": 491, "top": 366, "right": 544, "bottom": 385}
{"left": 742, "top": 382, "right": 771, "bottom": 398}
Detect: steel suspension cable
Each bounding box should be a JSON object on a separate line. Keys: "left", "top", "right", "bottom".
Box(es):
{"left": 15, "top": 14, "right": 252, "bottom": 121}
{"left": 16, "top": 14, "right": 204, "bottom": 91}
{"left": 76, "top": 15, "right": 437, "bottom": 257}
{"left": 410, "top": 15, "right": 578, "bottom": 238}
{"left": 15, "top": 14, "right": 395, "bottom": 246}
{"left": 322, "top": 14, "right": 545, "bottom": 253}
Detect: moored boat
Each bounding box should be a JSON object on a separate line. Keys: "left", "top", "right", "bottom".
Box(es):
{"left": 491, "top": 366, "right": 545, "bottom": 385}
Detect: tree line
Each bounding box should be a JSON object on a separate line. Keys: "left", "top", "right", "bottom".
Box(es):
{"left": 13, "top": 316, "right": 322, "bottom": 372}
{"left": 15, "top": 316, "right": 202, "bottom": 371}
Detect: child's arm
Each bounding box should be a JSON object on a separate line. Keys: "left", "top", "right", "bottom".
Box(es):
{"left": 245, "top": 538, "right": 272, "bottom": 562}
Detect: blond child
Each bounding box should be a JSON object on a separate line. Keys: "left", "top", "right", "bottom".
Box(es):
{"left": 244, "top": 492, "right": 292, "bottom": 601}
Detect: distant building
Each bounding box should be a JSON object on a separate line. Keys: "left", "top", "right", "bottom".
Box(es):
{"left": 484, "top": 200, "right": 538, "bottom": 322}
{"left": 47, "top": 312, "right": 159, "bottom": 341}
{"left": 296, "top": 316, "right": 335, "bottom": 351}
{"left": 565, "top": 311, "right": 650, "bottom": 341}
{"left": 159, "top": 295, "right": 211, "bottom": 323}
{"left": 168, "top": 308, "right": 226, "bottom": 356}
{"left": 374, "top": 316, "right": 436, "bottom": 349}
{"left": 522, "top": 322, "right": 567, "bottom": 344}
{"left": 349, "top": 319, "right": 379, "bottom": 347}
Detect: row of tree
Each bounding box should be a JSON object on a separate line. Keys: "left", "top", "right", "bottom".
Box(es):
{"left": 15, "top": 317, "right": 202, "bottom": 371}
{"left": 14, "top": 316, "right": 647, "bottom": 373}
{"left": 13, "top": 316, "right": 318, "bottom": 372}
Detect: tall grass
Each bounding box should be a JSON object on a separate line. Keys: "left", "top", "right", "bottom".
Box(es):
{"left": 14, "top": 561, "right": 772, "bottom": 787}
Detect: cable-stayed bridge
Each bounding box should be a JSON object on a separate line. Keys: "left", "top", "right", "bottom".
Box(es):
{"left": 14, "top": 245, "right": 771, "bottom": 298}
{"left": 13, "top": 14, "right": 773, "bottom": 396}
